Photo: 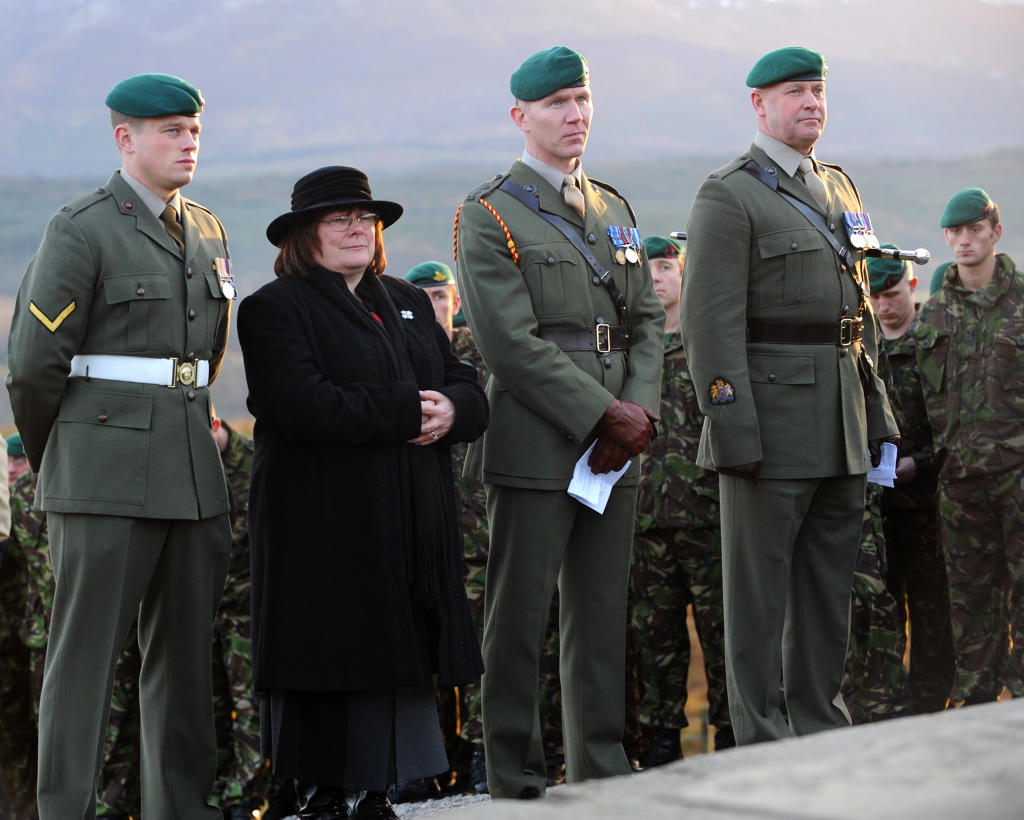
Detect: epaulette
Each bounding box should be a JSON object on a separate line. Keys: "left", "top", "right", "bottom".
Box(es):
{"left": 462, "top": 171, "right": 509, "bottom": 204}
{"left": 708, "top": 155, "right": 753, "bottom": 181}
{"left": 55, "top": 185, "right": 113, "bottom": 218}
{"left": 587, "top": 176, "right": 639, "bottom": 225}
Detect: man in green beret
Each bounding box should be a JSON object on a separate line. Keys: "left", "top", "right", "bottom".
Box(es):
{"left": 864, "top": 251, "right": 953, "bottom": 715}
{"left": 405, "top": 261, "right": 462, "bottom": 340}
{"left": 909, "top": 188, "right": 1024, "bottom": 705}
{"left": 455, "top": 46, "right": 664, "bottom": 798}
{"left": 6, "top": 72, "right": 233, "bottom": 818}
{"left": 629, "top": 237, "right": 734, "bottom": 765}
{"left": 680, "top": 47, "right": 898, "bottom": 745}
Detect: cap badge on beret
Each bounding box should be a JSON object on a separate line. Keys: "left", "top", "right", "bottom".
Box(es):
{"left": 405, "top": 261, "right": 454, "bottom": 288}
{"left": 642, "top": 235, "right": 684, "bottom": 261}
{"left": 510, "top": 46, "right": 589, "bottom": 102}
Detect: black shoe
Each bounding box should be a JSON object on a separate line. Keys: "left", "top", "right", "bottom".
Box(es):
{"left": 295, "top": 780, "right": 351, "bottom": 819}
{"left": 386, "top": 776, "right": 434, "bottom": 804}
{"left": 519, "top": 786, "right": 542, "bottom": 800}
{"left": 349, "top": 790, "right": 398, "bottom": 820}
{"left": 714, "top": 726, "right": 736, "bottom": 751}
{"left": 470, "top": 745, "right": 488, "bottom": 794}
{"left": 638, "top": 727, "right": 681, "bottom": 769}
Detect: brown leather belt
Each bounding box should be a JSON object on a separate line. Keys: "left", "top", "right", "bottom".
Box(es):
{"left": 747, "top": 317, "right": 863, "bottom": 346}
{"left": 538, "top": 323, "right": 631, "bottom": 353}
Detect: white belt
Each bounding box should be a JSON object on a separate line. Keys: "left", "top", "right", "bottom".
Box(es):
{"left": 69, "top": 354, "right": 210, "bottom": 388}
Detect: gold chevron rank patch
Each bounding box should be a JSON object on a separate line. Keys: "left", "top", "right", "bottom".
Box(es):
{"left": 30, "top": 301, "right": 76, "bottom": 332}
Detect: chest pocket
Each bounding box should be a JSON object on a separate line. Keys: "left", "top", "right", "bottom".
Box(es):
{"left": 993, "top": 333, "right": 1024, "bottom": 393}
{"left": 102, "top": 273, "right": 172, "bottom": 351}
{"left": 756, "top": 227, "right": 827, "bottom": 307}
{"left": 518, "top": 241, "right": 583, "bottom": 318}
{"left": 915, "top": 327, "right": 949, "bottom": 395}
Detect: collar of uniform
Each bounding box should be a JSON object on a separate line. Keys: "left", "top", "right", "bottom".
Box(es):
{"left": 118, "top": 167, "right": 183, "bottom": 220}
{"left": 520, "top": 149, "right": 583, "bottom": 194}
{"left": 753, "top": 131, "right": 814, "bottom": 180}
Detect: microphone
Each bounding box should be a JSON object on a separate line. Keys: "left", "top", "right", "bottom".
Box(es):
{"left": 863, "top": 246, "right": 930, "bottom": 265}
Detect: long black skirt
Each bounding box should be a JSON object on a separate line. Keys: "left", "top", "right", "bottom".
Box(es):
{"left": 261, "top": 684, "right": 448, "bottom": 790}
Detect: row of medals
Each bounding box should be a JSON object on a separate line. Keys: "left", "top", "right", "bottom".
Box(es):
{"left": 844, "top": 212, "right": 880, "bottom": 250}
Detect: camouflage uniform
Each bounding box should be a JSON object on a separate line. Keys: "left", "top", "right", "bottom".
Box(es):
{"left": 629, "top": 332, "right": 730, "bottom": 735}
{"left": 0, "top": 470, "right": 49, "bottom": 819}
{"left": 878, "top": 326, "right": 954, "bottom": 713}
{"left": 841, "top": 482, "right": 912, "bottom": 723}
{"left": 910, "top": 253, "right": 1024, "bottom": 703}
{"left": 210, "top": 421, "right": 273, "bottom": 813}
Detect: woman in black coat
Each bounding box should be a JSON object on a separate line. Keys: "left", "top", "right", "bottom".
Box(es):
{"left": 237, "top": 167, "right": 487, "bottom": 820}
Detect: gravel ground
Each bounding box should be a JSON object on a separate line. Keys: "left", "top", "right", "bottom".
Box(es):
{"left": 277, "top": 792, "right": 490, "bottom": 818}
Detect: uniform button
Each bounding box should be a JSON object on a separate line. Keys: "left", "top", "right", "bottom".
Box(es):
{"left": 60, "top": 205, "right": 72, "bottom": 212}
{"left": 187, "top": 390, "right": 196, "bottom": 401}
{"left": 547, "top": 256, "right": 555, "bottom": 264}
{"left": 188, "top": 309, "right": 196, "bottom": 320}
{"left": 1017, "top": 336, "right": 1024, "bottom": 346}
{"left": 186, "top": 268, "right": 193, "bottom": 279}
{"left": 604, "top": 357, "right": 612, "bottom": 369}
{"left": 768, "top": 373, "right": 776, "bottom": 382}
{"left": 842, "top": 305, "right": 850, "bottom": 315}
{"left": 790, "top": 242, "right": 798, "bottom": 250}
{"left": 587, "top": 234, "right": 597, "bottom": 244}
{"left": 96, "top": 187, "right": 105, "bottom": 194}
{"left": 965, "top": 326, "right": 975, "bottom": 337}
{"left": 830, "top": 223, "right": 836, "bottom": 232}
{"left": 592, "top": 276, "right": 601, "bottom": 286}
{"left": 136, "top": 286, "right": 146, "bottom": 296}
{"left": 840, "top": 348, "right": 849, "bottom": 358}
{"left": 186, "top": 352, "right": 196, "bottom": 363}
{"left": 98, "top": 414, "right": 108, "bottom": 423}
{"left": 595, "top": 316, "right": 606, "bottom": 325}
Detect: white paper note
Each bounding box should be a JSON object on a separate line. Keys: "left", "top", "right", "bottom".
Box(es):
{"left": 567, "top": 441, "right": 631, "bottom": 514}
{"left": 867, "top": 441, "right": 898, "bottom": 487}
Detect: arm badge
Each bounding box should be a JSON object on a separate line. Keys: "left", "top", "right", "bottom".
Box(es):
{"left": 709, "top": 378, "right": 736, "bottom": 405}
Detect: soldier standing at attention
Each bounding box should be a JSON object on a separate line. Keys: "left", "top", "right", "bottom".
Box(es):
{"left": 455, "top": 46, "right": 664, "bottom": 798}
{"left": 6, "top": 73, "right": 233, "bottom": 818}
{"left": 868, "top": 250, "right": 954, "bottom": 714}
{"left": 910, "top": 188, "right": 1024, "bottom": 705}
{"left": 629, "top": 236, "right": 733, "bottom": 766}
{"left": 680, "top": 47, "right": 898, "bottom": 746}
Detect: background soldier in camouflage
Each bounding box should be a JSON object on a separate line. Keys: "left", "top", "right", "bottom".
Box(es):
{"left": 841, "top": 482, "right": 912, "bottom": 723}
{"left": 910, "top": 188, "right": 1024, "bottom": 704}
{"left": 629, "top": 237, "right": 733, "bottom": 767}
{"left": 0, "top": 435, "right": 49, "bottom": 820}
{"left": 210, "top": 416, "right": 275, "bottom": 819}
{"left": 869, "top": 249, "right": 954, "bottom": 714}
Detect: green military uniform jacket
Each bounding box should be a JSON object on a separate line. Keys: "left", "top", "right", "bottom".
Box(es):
{"left": 6, "top": 170, "right": 232, "bottom": 519}
{"left": 456, "top": 161, "right": 664, "bottom": 488}
{"left": 680, "top": 143, "right": 896, "bottom": 479}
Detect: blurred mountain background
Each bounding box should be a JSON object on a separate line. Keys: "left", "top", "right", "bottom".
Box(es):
{"left": 2, "top": 0, "right": 1022, "bottom": 426}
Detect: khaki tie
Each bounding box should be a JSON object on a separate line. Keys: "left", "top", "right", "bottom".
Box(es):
{"left": 160, "top": 204, "right": 185, "bottom": 256}
{"left": 562, "top": 174, "right": 586, "bottom": 220}
{"left": 798, "top": 156, "right": 828, "bottom": 211}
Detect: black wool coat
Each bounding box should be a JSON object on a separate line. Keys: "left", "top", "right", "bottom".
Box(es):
{"left": 237, "top": 268, "right": 487, "bottom": 693}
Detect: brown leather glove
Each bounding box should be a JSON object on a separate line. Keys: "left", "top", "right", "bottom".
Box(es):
{"left": 588, "top": 430, "right": 632, "bottom": 474}
{"left": 599, "top": 399, "right": 659, "bottom": 457}
{"left": 868, "top": 435, "right": 901, "bottom": 468}
{"left": 718, "top": 461, "right": 762, "bottom": 485}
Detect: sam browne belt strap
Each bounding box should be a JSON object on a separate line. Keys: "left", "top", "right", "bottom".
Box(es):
{"left": 746, "top": 317, "right": 863, "bottom": 347}
{"left": 538, "top": 324, "right": 631, "bottom": 353}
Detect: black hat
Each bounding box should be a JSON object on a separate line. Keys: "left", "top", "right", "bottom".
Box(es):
{"left": 266, "top": 166, "right": 403, "bottom": 247}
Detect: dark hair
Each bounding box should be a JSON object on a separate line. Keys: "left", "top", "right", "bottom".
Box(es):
{"left": 272, "top": 210, "right": 388, "bottom": 279}
{"left": 984, "top": 204, "right": 1001, "bottom": 229}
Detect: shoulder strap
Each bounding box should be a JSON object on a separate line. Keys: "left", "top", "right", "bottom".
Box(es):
{"left": 741, "top": 161, "right": 857, "bottom": 272}
{"left": 498, "top": 178, "right": 629, "bottom": 326}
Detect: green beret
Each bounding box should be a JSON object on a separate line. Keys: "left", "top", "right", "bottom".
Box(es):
{"left": 867, "top": 245, "right": 910, "bottom": 294}
{"left": 405, "top": 261, "right": 454, "bottom": 288}
{"left": 643, "top": 236, "right": 685, "bottom": 261}
{"left": 940, "top": 188, "right": 995, "bottom": 228}
{"left": 5, "top": 433, "right": 24, "bottom": 458}
{"left": 511, "top": 46, "right": 589, "bottom": 102}
{"left": 105, "top": 73, "right": 204, "bottom": 118}
{"left": 930, "top": 261, "right": 953, "bottom": 296}
{"left": 746, "top": 47, "right": 827, "bottom": 88}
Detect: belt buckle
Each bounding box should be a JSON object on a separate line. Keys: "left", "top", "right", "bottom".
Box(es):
{"left": 839, "top": 317, "right": 861, "bottom": 347}
{"left": 595, "top": 323, "right": 612, "bottom": 354}
{"left": 169, "top": 358, "right": 196, "bottom": 388}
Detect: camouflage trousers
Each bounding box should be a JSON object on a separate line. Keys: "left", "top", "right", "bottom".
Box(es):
{"left": 459, "top": 557, "right": 562, "bottom": 768}
{"left": 0, "top": 606, "right": 43, "bottom": 819}
{"left": 629, "top": 526, "right": 730, "bottom": 732}
{"left": 882, "top": 490, "right": 955, "bottom": 713}
{"left": 211, "top": 590, "right": 272, "bottom": 810}
{"left": 939, "top": 472, "right": 1024, "bottom": 704}
{"left": 841, "top": 491, "right": 912, "bottom": 724}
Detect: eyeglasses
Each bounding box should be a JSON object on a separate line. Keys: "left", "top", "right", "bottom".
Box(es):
{"left": 320, "top": 213, "right": 380, "bottom": 231}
